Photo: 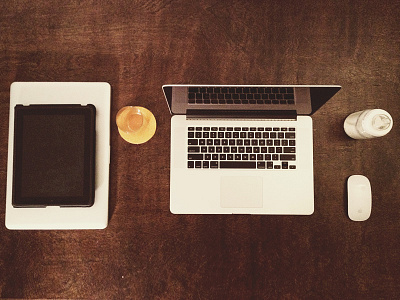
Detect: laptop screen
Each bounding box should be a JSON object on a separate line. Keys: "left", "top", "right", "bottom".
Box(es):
{"left": 163, "top": 85, "right": 341, "bottom": 116}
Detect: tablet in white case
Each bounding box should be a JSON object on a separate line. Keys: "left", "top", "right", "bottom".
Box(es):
{"left": 6, "top": 82, "right": 111, "bottom": 230}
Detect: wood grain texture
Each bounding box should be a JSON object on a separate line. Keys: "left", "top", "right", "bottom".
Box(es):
{"left": 0, "top": 0, "right": 400, "bottom": 299}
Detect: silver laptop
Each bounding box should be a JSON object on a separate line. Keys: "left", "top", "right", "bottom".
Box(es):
{"left": 163, "top": 85, "right": 341, "bottom": 214}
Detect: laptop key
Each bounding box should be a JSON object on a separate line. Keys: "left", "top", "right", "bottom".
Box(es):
{"left": 210, "top": 161, "right": 219, "bottom": 168}
{"left": 283, "top": 147, "right": 296, "bottom": 153}
{"left": 284, "top": 93, "right": 294, "bottom": 99}
{"left": 220, "top": 161, "right": 256, "bottom": 169}
{"left": 188, "top": 146, "right": 200, "bottom": 153}
{"left": 280, "top": 154, "right": 296, "bottom": 161}
{"left": 188, "top": 154, "right": 203, "bottom": 160}
{"left": 285, "top": 132, "right": 296, "bottom": 139}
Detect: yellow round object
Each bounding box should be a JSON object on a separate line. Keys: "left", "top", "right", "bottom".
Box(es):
{"left": 117, "top": 106, "right": 156, "bottom": 144}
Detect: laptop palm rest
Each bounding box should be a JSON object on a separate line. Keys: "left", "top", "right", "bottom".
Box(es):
{"left": 220, "top": 176, "right": 263, "bottom": 208}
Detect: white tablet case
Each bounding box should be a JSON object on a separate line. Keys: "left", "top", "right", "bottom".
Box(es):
{"left": 6, "top": 82, "right": 111, "bottom": 230}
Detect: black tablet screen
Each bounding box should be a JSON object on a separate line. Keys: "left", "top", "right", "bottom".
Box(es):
{"left": 12, "top": 105, "right": 96, "bottom": 207}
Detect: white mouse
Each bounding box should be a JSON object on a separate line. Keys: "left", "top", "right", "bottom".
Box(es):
{"left": 347, "top": 175, "right": 372, "bottom": 221}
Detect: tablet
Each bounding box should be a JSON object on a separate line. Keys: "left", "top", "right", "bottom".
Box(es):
{"left": 12, "top": 104, "right": 96, "bottom": 207}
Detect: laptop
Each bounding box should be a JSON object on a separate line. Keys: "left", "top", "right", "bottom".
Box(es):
{"left": 163, "top": 85, "right": 341, "bottom": 215}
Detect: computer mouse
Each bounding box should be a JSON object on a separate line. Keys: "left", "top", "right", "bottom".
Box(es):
{"left": 347, "top": 175, "right": 372, "bottom": 221}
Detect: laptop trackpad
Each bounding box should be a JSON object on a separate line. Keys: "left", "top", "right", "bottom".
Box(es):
{"left": 220, "top": 176, "right": 263, "bottom": 208}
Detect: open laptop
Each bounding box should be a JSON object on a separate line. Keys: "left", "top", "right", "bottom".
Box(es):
{"left": 163, "top": 85, "right": 341, "bottom": 215}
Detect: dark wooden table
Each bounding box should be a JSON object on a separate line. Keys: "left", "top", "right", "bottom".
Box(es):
{"left": 1, "top": 1, "right": 399, "bottom": 299}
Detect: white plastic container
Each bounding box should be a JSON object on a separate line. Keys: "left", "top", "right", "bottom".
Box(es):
{"left": 344, "top": 109, "right": 393, "bottom": 139}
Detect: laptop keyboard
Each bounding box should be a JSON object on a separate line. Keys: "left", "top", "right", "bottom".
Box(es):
{"left": 188, "top": 86, "right": 295, "bottom": 105}
{"left": 187, "top": 126, "right": 296, "bottom": 169}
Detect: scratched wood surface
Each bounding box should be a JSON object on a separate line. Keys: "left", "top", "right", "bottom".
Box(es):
{"left": 0, "top": 0, "right": 399, "bottom": 299}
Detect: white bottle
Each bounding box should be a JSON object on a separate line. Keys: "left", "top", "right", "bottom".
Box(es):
{"left": 344, "top": 109, "right": 393, "bottom": 139}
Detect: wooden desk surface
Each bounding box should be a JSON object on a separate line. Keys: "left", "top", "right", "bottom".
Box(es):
{"left": 1, "top": 1, "right": 399, "bottom": 299}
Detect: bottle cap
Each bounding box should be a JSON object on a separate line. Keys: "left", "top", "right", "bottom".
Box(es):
{"left": 358, "top": 109, "right": 393, "bottom": 138}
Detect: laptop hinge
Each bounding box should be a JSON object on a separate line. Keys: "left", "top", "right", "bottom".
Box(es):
{"left": 186, "top": 109, "right": 297, "bottom": 120}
